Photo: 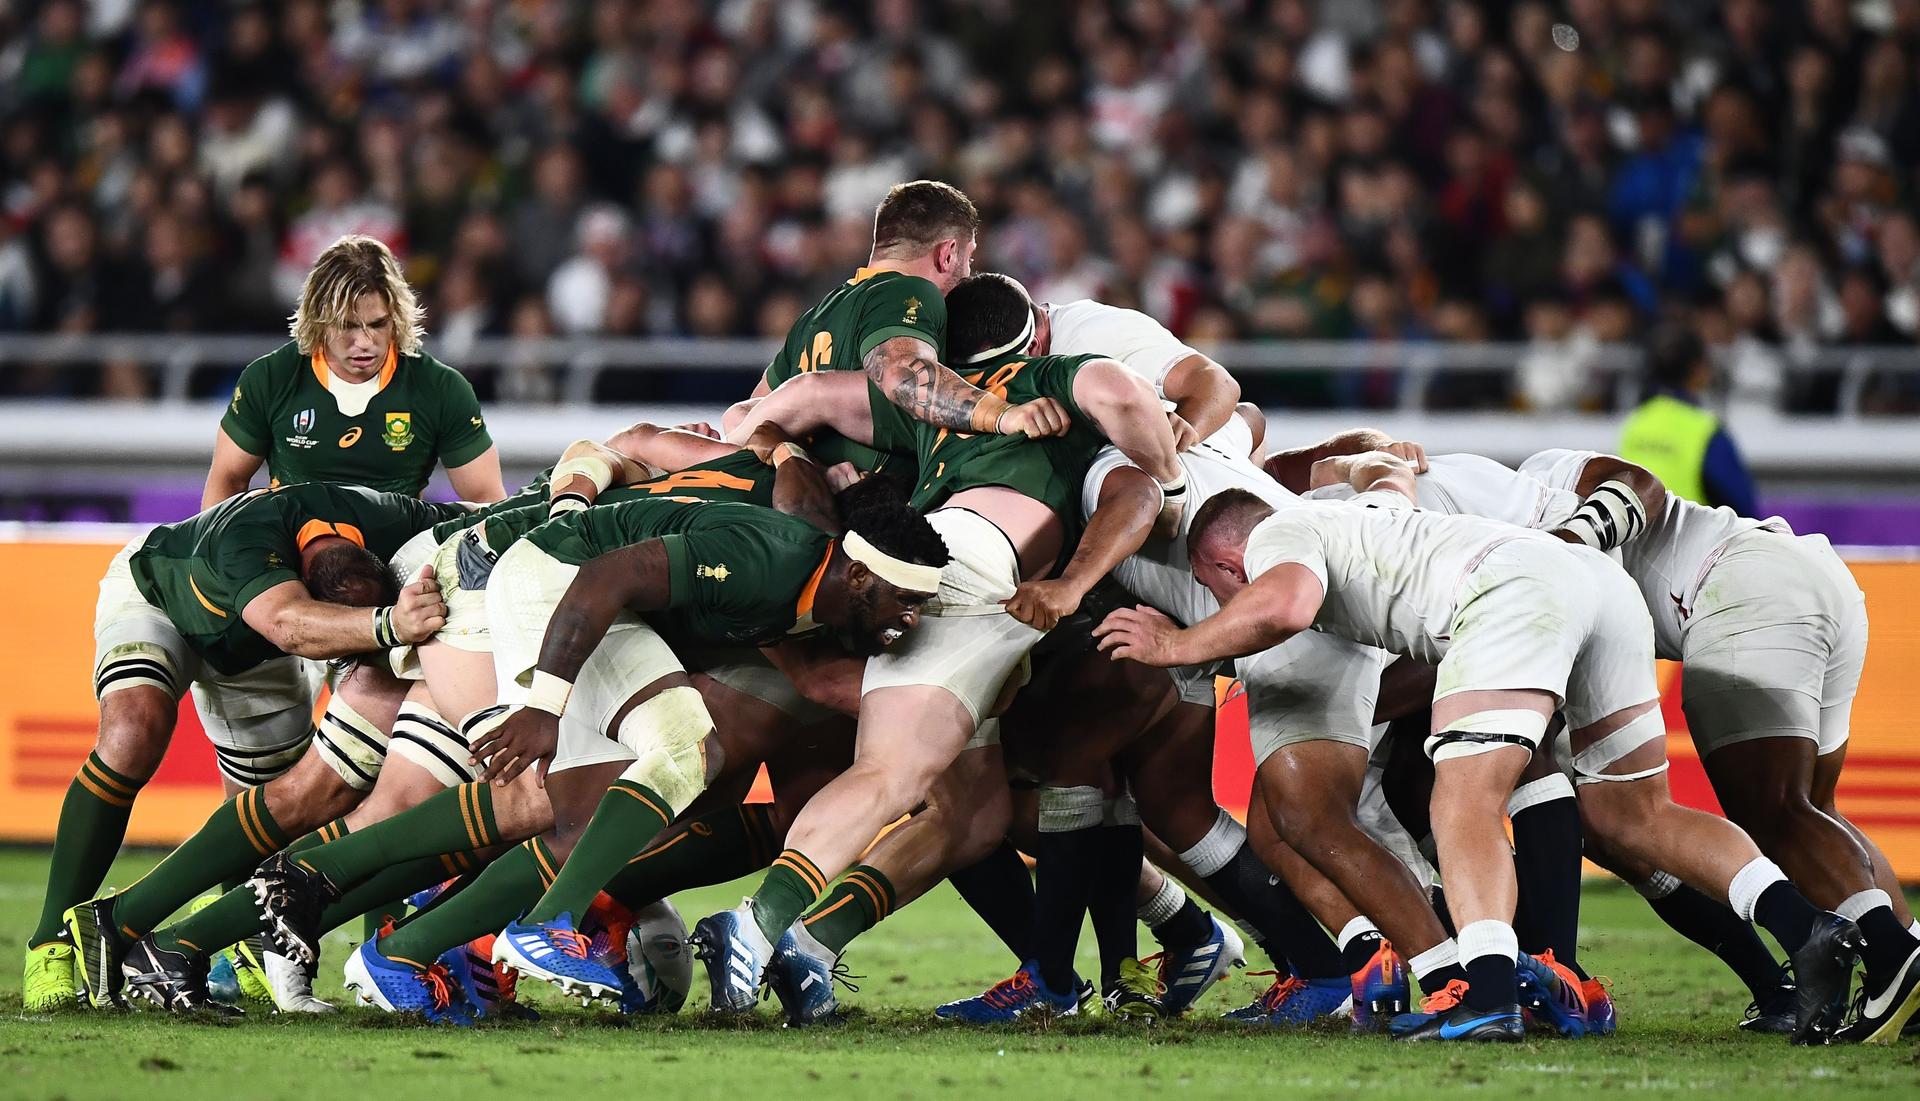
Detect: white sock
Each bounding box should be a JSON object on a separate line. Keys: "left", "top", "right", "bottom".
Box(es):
{"left": 1407, "top": 939, "right": 1459, "bottom": 981}
{"left": 1456, "top": 919, "right": 1519, "bottom": 966}
{"left": 1138, "top": 874, "right": 1187, "bottom": 928}
{"left": 1836, "top": 888, "right": 1893, "bottom": 924}
{"left": 1337, "top": 916, "right": 1379, "bottom": 952}
{"left": 1177, "top": 810, "right": 1246, "bottom": 879}
{"left": 1726, "top": 857, "right": 1788, "bottom": 922}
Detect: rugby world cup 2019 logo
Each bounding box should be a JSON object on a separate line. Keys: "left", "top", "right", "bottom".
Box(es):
{"left": 293, "top": 408, "right": 315, "bottom": 434}
{"left": 383, "top": 411, "right": 414, "bottom": 450}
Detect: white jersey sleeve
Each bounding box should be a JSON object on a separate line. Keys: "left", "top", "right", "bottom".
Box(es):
{"left": 1081, "top": 417, "right": 1293, "bottom": 629}
{"left": 1244, "top": 513, "right": 1331, "bottom": 593}
{"left": 1519, "top": 447, "right": 1789, "bottom": 659}
{"left": 1516, "top": 448, "right": 1598, "bottom": 496}
{"left": 1310, "top": 453, "right": 1578, "bottom": 529}
{"left": 1044, "top": 299, "right": 1199, "bottom": 394}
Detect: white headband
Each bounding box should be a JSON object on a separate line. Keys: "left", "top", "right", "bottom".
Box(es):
{"left": 960, "top": 309, "right": 1036, "bottom": 364}
{"left": 843, "top": 531, "right": 943, "bottom": 594}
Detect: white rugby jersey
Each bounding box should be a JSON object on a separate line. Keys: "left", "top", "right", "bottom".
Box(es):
{"left": 1081, "top": 416, "right": 1289, "bottom": 628}
{"left": 1044, "top": 299, "right": 1199, "bottom": 394}
{"left": 1308, "top": 453, "right": 1581, "bottom": 530}
{"left": 1243, "top": 491, "right": 1566, "bottom": 665}
{"left": 1519, "top": 448, "right": 1790, "bottom": 659}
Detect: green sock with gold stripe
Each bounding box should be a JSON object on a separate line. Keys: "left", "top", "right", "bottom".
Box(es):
{"left": 296, "top": 782, "right": 500, "bottom": 888}
{"left": 32, "top": 752, "right": 144, "bottom": 945}
{"left": 603, "top": 803, "right": 778, "bottom": 910}
{"left": 524, "top": 780, "right": 674, "bottom": 925}
{"left": 800, "top": 864, "right": 898, "bottom": 954}
{"left": 381, "top": 839, "right": 556, "bottom": 966}
{"left": 752, "top": 849, "right": 830, "bottom": 942}
{"left": 111, "top": 787, "right": 289, "bottom": 941}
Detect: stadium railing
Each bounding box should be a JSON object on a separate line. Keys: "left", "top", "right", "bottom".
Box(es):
{"left": 1, "top": 334, "right": 1917, "bottom": 476}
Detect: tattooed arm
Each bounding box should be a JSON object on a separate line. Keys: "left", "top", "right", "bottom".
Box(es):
{"left": 470, "top": 541, "right": 674, "bottom": 784}
{"left": 864, "top": 335, "right": 1069, "bottom": 437}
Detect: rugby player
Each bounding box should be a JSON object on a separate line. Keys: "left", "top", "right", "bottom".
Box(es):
{"left": 204, "top": 234, "right": 505, "bottom": 508}
{"left": 691, "top": 271, "right": 1184, "bottom": 1015}
{"left": 93, "top": 428, "right": 758, "bottom": 1012}
{"left": 966, "top": 413, "right": 1445, "bottom": 1027}
{"left": 1522, "top": 447, "right": 1920, "bottom": 1042}
{"left": 1094, "top": 453, "right": 1860, "bottom": 1042}
{"left": 445, "top": 491, "right": 944, "bottom": 1007}
{"left": 31, "top": 483, "right": 462, "bottom": 1010}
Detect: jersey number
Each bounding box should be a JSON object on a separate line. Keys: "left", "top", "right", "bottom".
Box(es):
{"left": 641, "top": 470, "right": 757, "bottom": 494}
{"left": 795, "top": 332, "right": 833, "bottom": 373}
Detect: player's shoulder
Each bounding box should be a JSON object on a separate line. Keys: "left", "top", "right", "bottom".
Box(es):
{"left": 402, "top": 349, "right": 477, "bottom": 393}
{"left": 239, "top": 341, "right": 306, "bottom": 383}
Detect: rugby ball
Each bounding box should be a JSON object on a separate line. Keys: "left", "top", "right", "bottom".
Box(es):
{"left": 626, "top": 899, "right": 694, "bottom": 1013}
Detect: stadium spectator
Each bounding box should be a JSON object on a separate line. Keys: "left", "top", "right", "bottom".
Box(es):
{"left": 0, "top": 0, "right": 1917, "bottom": 410}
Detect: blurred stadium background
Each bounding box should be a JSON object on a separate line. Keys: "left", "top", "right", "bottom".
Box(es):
{"left": 0, "top": 0, "right": 1917, "bottom": 870}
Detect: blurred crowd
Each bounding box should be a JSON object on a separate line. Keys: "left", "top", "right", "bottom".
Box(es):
{"left": 3, "top": 0, "right": 1920, "bottom": 410}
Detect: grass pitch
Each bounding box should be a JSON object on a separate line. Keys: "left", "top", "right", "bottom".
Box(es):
{"left": 0, "top": 848, "right": 1915, "bottom": 1100}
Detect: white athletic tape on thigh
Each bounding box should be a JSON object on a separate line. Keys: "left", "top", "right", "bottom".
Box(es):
{"left": 391, "top": 703, "right": 489, "bottom": 787}
{"left": 1179, "top": 809, "right": 1246, "bottom": 878}
{"left": 614, "top": 685, "right": 714, "bottom": 816}
{"left": 213, "top": 735, "right": 312, "bottom": 785}
{"left": 313, "top": 693, "right": 391, "bottom": 792}
{"left": 1507, "top": 773, "right": 1576, "bottom": 816}
{"left": 1569, "top": 708, "right": 1668, "bottom": 784}
{"left": 1105, "top": 791, "right": 1140, "bottom": 827}
{"left": 1138, "top": 874, "right": 1187, "bottom": 928}
{"left": 1037, "top": 785, "right": 1105, "bottom": 833}
{"left": 1727, "top": 857, "right": 1788, "bottom": 921}
{"left": 94, "top": 641, "right": 184, "bottom": 698}
{"left": 1424, "top": 710, "right": 1546, "bottom": 761}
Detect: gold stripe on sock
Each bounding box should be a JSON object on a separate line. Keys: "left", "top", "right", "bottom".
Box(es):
{"left": 527, "top": 840, "right": 558, "bottom": 888}
{"left": 457, "top": 784, "right": 481, "bottom": 850}
{"left": 386, "top": 952, "right": 428, "bottom": 970}
{"left": 613, "top": 784, "right": 670, "bottom": 824}
{"left": 451, "top": 851, "right": 473, "bottom": 872}
{"left": 82, "top": 758, "right": 140, "bottom": 799}
{"left": 625, "top": 830, "right": 691, "bottom": 866}
{"left": 802, "top": 894, "right": 857, "bottom": 927}
{"left": 235, "top": 791, "right": 271, "bottom": 856}
{"left": 175, "top": 937, "right": 201, "bottom": 952}
{"left": 74, "top": 769, "right": 135, "bottom": 808}
{"left": 470, "top": 786, "right": 494, "bottom": 848}
{"left": 775, "top": 852, "right": 826, "bottom": 896}
{"left": 845, "top": 872, "right": 889, "bottom": 919}
{"left": 439, "top": 853, "right": 460, "bottom": 877}
{"left": 120, "top": 923, "right": 139, "bottom": 941}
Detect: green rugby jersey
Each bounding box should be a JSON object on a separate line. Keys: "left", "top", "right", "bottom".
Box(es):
{"left": 525, "top": 498, "right": 834, "bottom": 647}
{"left": 870, "top": 352, "right": 1107, "bottom": 528}
{"left": 763, "top": 267, "right": 944, "bottom": 475}
{"left": 220, "top": 341, "right": 493, "bottom": 496}
{"left": 130, "top": 483, "right": 465, "bottom": 674}
{"left": 473, "top": 450, "right": 777, "bottom": 551}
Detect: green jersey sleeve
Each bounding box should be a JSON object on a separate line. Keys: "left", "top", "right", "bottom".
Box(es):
{"left": 219, "top": 355, "right": 277, "bottom": 456}
{"left": 425, "top": 360, "right": 494, "bottom": 468}
{"left": 855, "top": 275, "right": 946, "bottom": 360}
{"left": 208, "top": 520, "right": 302, "bottom": 619}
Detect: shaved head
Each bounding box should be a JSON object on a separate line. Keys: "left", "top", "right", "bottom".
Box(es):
{"left": 1186, "top": 488, "right": 1277, "bottom": 602}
